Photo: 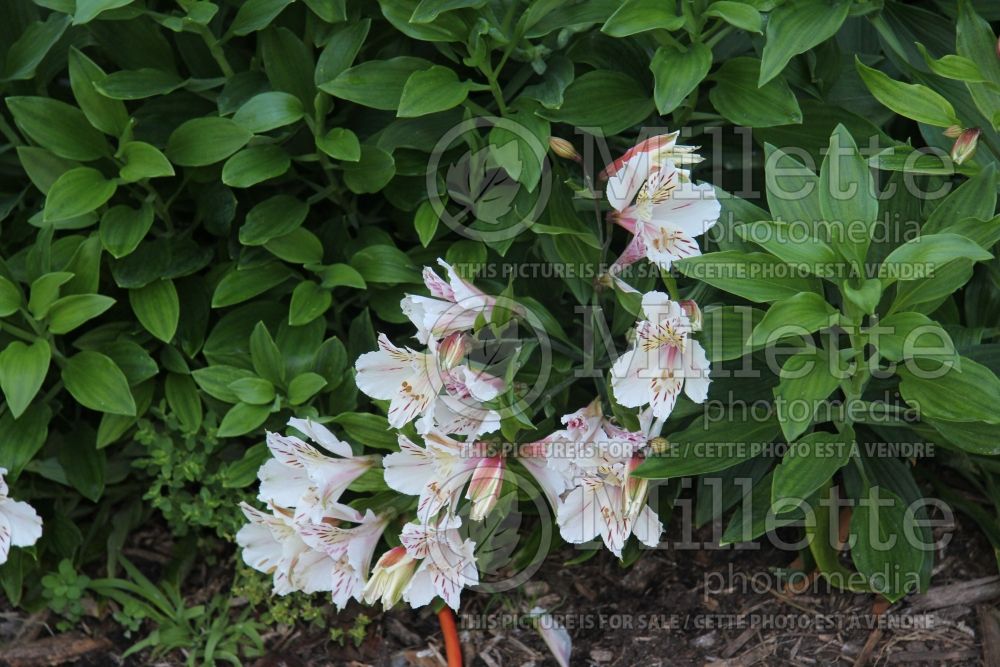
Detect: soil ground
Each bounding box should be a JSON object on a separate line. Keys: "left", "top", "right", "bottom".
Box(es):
{"left": 1, "top": 512, "right": 997, "bottom": 666}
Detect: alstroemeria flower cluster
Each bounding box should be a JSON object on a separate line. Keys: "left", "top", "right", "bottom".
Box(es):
{"left": 602, "top": 132, "right": 721, "bottom": 283}
{"left": 236, "top": 131, "right": 719, "bottom": 616}
{"left": 238, "top": 418, "right": 484, "bottom": 611}
{"left": 355, "top": 259, "right": 505, "bottom": 438}
{"left": 0, "top": 468, "right": 43, "bottom": 566}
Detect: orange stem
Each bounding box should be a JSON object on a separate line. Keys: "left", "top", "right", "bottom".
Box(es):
{"left": 438, "top": 606, "right": 462, "bottom": 667}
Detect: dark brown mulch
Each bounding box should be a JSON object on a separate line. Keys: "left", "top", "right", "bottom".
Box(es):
{"left": 1, "top": 511, "right": 996, "bottom": 667}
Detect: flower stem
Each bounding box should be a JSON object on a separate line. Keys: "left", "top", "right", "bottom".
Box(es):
{"left": 438, "top": 606, "right": 462, "bottom": 667}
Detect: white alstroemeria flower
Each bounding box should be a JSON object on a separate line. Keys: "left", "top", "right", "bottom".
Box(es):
{"left": 258, "top": 427, "right": 377, "bottom": 521}
{"left": 362, "top": 546, "right": 418, "bottom": 609}
{"left": 0, "top": 468, "right": 43, "bottom": 565}
{"left": 384, "top": 433, "right": 503, "bottom": 520}
{"left": 611, "top": 291, "right": 711, "bottom": 420}
{"left": 354, "top": 333, "right": 503, "bottom": 437}
{"left": 236, "top": 502, "right": 336, "bottom": 596}
{"left": 298, "top": 510, "right": 389, "bottom": 610}
{"left": 553, "top": 407, "right": 665, "bottom": 558}
{"left": 602, "top": 135, "right": 718, "bottom": 278}
{"left": 401, "top": 259, "right": 498, "bottom": 344}
{"left": 400, "top": 517, "right": 479, "bottom": 610}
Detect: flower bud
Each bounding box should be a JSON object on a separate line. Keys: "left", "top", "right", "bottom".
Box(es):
{"left": 362, "top": 546, "right": 417, "bottom": 609}
{"left": 548, "top": 137, "right": 581, "bottom": 162}
{"left": 648, "top": 437, "right": 670, "bottom": 455}
{"left": 466, "top": 455, "right": 505, "bottom": 520}
{"left": 437, "top": 332, "right": 467, "bottom": 371}
{"left": 951, "top": 127, "right": 981, "bottom": 165}
{"left": 678, "top": 299, "right": 703, "bottom": 332}
{"left": 943, "top": 125, "right": 963, "bottom": 139}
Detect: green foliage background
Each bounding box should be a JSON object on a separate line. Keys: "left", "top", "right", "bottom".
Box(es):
{"left": 2, "top": 0, "right": 1000, "bottom": 654}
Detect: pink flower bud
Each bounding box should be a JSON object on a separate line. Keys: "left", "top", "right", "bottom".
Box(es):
{"left": 678, "top": 299, "right": 703, "bottom": 332}
{"left": 466, "top": 455, "right": 505, "bottom": 520}
{"left": 951, "top": 127, "right": 981, "bottom": 165}
{"left": 437, "top": 332, "right": 467, "bottom": 371}
{"left": 548, "top": 137, "right": 581, "bottom": 162}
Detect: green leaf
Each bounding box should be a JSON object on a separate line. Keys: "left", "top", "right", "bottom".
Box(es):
{"left": 850, "top": 486, "right": 923, "bottom": 602}
{"left": 289, "top": 281, "right": 331, "bottom": 325}
{"left": 118, "top": 142, "right": 175, "bottom": 182}
{"left": 855, "top": 59, "right": 959, "bottom": 128}
{"left": 229, "top": 0, "right": 293, "bottom": 35}
{"left": 0, "top": 277, "right": 22, "bottom": 317}
{"left": 239, "top": 195, "right": 308, "bottom": 245}
{"left": 164, "top": 373, "right": 202, "bottom": 433}
{"left": 700, "top": 305, "right": 765, "bottom": 362}
{"left": 705, "top": 1, "right": 762, "bottom": 33}
{"left": 772, "top": 427, "right": 853, "bottom": 503}
{"left": 316, "top": 263, "right": 366, "bottom": 289}
{"left": 0, "top": 404, "right": 51, "bottom": 478}
{"left": 759, "top": 0, "right": 850, "bottom": 85}
{"left": 735, "top": 220, "right": 839, "bottom": 274}
{"left": 870, "top": 312, "right": 955, "bottom": 363}
{"left": 601, "top": 0, "right": 683, "bottom": 36}
{"left": 192, "top": 365, "right": 257, "bottom": 403}
{"left": 316, "top": 127, "right": 361, "bottom": 161}
{"left": 710, "top": 58, "right": 803, "bottom": 127}
{"left": 350, "top": 245, "right": 420, "bottom": 284}
{"left": 650, "top": 43, "right": 712, "bottom": 115}
{"left": 331, "top": 412, "right": 398, "bottom": 450}
{"left": 7, "top": 97, "right": 109, "bottom": 161}
{"left": 264, "top": 228, "right": 324, "bottom": 264}
{"left": 879, "top": 233, "right": 992, "bottom": 283}
{"left": 99, "top": 204, "right": 154, "bottom": 259}
{"left": 414, "top": 200, "right": 438, "bottom": 247}
{"left": 539, "top": 70, "right": 654, "bottom": 136}
{"left": 62, "top": 351, "right": 136, "bottom": 416}
{"left": 749, "top": 292, "right": 839, "bottom": 346}
{"left": 222, "top": 145, "right": 290, "bottom": 188}
{"left": 342, "top": 145, "right": 395, "bottom": 194}
{"left": 59, "top": 436, "right": 105, "bottom": 502}
{"left": 43, "top": 167, "right": 117, "bottom": 222}
{"left": 27, "top": 272, "right": 73, "bottom": 319}
{"left": 819, "top": 124, "right": 879, "bottom": 268}
{"left": 74, "top": 0, "right": 134, "bottom": 24}
{"left": 898, "top": 356, "right": 1000, "bottom": 424}
{"left": 397, "top": 66, "right": 471, "bottom": 117}
{"left": 165, "top": 117, "right": 253, "bottom": 167}
{"left": 675, "top": 251, "right": 821, "bottom": 302}
{"left": 764, "top": 144, "right": 823, "bottom": 232}
{"left": 94, "top": 68, "right": 185, "bottom": 99}
{"left": 319, "top": 56, "right": 432, "bottom": 110}
{"left": 211, "top": 263, "right": 293, "bottom": 308}
{"left": 410, "top": 0, "right": 484, "bottom": 22}
{"left": 130, "top": 279, "right": 179, "bottom": 342}
{"left": 633, "top": 416, "right": 780, "bottom": 479}
{"left": 0, "top": 340, "right": 51, "bottom": 418}
{"left": 217, "top": 402, "right": 272, "bottom": 437}
{"left": 250, "top": 322, "right": 285, "bottom": 385}
{"left": 287, "top": 372, "right": 327, "bottom": 404}
{"left": 773, "top": 348, "right": 840, "bottom": 442}
{"left": 916, "top": 43, "right": 985, "bottom": 82}
{"left": 68, "top": 48, "right": 128, "bottom": 136}
{"left": 314, "top": 20, "right": 370, "bottom": 84}
{"left": 229, "top": 377, "right": 276, "bottom": 405}
{"left": 46, "top": 294, "right": 115, "bottom": 334}
{"left": 923, "top": 164, "right": 996, "bottom": 234}
{"left": 232, "top": 92, "right": 305, "bottom": 133}
{"left": 2, "top": 14, "right": 70, "bottom": 82}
